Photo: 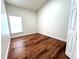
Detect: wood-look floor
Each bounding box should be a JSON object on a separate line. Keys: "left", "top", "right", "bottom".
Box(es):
{"left": 8, "top": 33, "right": 69, "bottom": 59}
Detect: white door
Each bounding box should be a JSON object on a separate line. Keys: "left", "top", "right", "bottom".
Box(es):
{"left": 66, "top": 0, "right": 77, "bottom": 59}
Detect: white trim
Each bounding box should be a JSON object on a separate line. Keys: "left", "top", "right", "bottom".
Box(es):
{"left": 11, "top": 32, "right": 37, "bottom": 38}
{"left": 5, "top": 37, "right": 11, "bottom": 59}
{"left": 66, "top": 49, "right": 72, "bottom": 58}
{"left": 38, "top": 32, "right": 66, "bottom": 42}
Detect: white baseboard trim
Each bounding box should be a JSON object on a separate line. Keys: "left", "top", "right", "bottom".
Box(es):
{"left": 5, "top": 37, "right": 11, "bottom": 59}
{"left": 11, "top": 32, "right": 37, "bottom": 38}
{"left": 11, "top": 32, "right": 67, "bottom": 42}
{"left": 38, "top": 32, "right": 66, "bottom": 42}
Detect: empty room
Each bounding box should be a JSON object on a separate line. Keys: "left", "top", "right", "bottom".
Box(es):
{"left": 1, "top": 0, "right": 77, "bottom": 59}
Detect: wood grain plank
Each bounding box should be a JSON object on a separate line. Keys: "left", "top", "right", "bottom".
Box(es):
{"left": 7, "top": 33, "right": 69, "bottom": 59}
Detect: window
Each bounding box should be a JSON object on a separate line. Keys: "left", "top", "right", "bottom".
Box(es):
{"left": 9, "top": 16, "right": 22, "bottom": 34}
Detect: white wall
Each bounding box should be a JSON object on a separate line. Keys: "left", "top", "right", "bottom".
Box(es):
{"left": 6, "top": 0, "right": 71, "bottom": 41}
{"left": 6, "top": 4, "right": 37, "bottom": 38}
{"left": 1, "top": 0, "right": 11, "bottom": 59}
{"left": 38, "top": 0, "right": 71, "bottom": 41}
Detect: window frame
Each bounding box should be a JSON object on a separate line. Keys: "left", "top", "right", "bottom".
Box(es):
{"left": 9, "top": 15, "right": 23, "bottom": 34}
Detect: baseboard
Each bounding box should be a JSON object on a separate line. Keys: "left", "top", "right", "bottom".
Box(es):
{"left": 11, "top": 33, "right": 38, "bottom": 39}
{"left": 38, "top": 33, "right": 66, "bottom": 42}
{"left": 5, "top": 37, "right": 11, "bottom": 59}
{"left": 11, "top": 32, "right": 66, "bottom": 42}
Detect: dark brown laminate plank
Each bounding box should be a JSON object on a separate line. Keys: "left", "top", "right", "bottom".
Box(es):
{"left": 8, "top": 33, "right": 68, "bottom": 59}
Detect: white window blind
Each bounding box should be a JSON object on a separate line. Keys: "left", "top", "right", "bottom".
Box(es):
{"left": 9, "top": 16, "right": 22, "bottom": 34}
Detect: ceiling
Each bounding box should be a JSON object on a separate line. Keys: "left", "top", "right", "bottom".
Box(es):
{"left": 5, "top": 0, "right": 48, "bottom": 11}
